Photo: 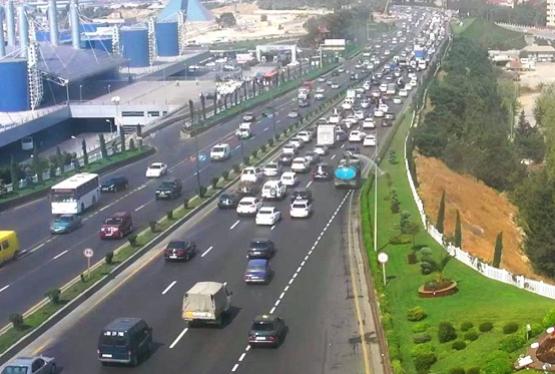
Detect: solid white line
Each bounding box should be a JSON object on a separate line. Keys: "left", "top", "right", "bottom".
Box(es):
{"left": 134, "top": 202, "right": 148, "bottom": 212}
{"left": 270, "top": 306, "right": 276, "bottom": 314}
{"left": 239, "top": 353, "right": 246, "bottom": 362}
{"left": 169, "top": 327, "right": 189, "bottom": 349}
{"left": 201, "top": 246, "right": 214, "bottom": 258}
{"left": 330, "top": 154, "right": 337, "bottom": 160}
{"left": 52, "top": 250, "right": 69, "bottom": 260}
{"left": 0, "top": 285, "right": 10, "bottom": 294}
{"left": 305, "top": 180, "right": 313, "bottom": 188}
{"left": 162, "top": 281, "right": 177, "bottom": 295}
{"left": 229, "top": 220, "right": 240, "bottom": 230}
{"left": 234, "top": 145, "right": 241, "bottom": 150}
{"left": 232, "top": 364, "right": 239, "bottom": 372}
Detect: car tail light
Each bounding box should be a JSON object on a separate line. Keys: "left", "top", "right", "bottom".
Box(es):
{"left": 268, "top": 336, "right": 276, "bottom": 341}
{"left": 128, "top": 350, "right": 132, "bottom": 357}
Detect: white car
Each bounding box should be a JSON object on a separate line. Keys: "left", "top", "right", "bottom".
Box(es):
{"left": 328, "top": 114, "right": 341, "bottom": 124}
{"left": 379, "top": 103, "right": 389, "bottom": 112}
{"left": 236, "top": 196, "right": 262, "bottom": 216}
{"left": 288, "top": 111, "right": 299, "bottom": 119}
{"left": 315, "top": 87, "right": 325, "bottom": 94}
{"left": 315, "top": 93, "right": 325, "bottom": 100}
{"left": 297, "top": 131, "right": 312, "bottom": 143}
{"left": 313, "top": 145, "right": 328, "bottom": 156}
{"left": 331, "top": 83, "right": 340, "bottom": 89}
{"left": 290, "top": 199, "right": 312, "bottom": 218}
{"left": 349, "top": 130, "right": 365, "bottom": 142}
{"left": 393, "top": 97, "right": 402, "bottom": 104}
{"left": 354, "top": 110, "right": 365, "bottom": 120}
{"left": 291, "top": 157, "right": 310, "bottom": 173}
{"left": 263, "top": 162, "right": 281, "bottom": 177}
{"left": 282, "top": 144, "right": 298, "bottom": 155}
{"left": 362, "top": 118, "right": 375, "bottom": 129}
{"left": 145, "top": 162, "right": 168, "bottom": 178}
{"left": 255, "top": 206, "right": 281, "bottom": 226}
{"left": 410, "top": 80, "right": 418, "bottom": 88}
{"left": 261, "top": 180, "right": 287, "bottom": 200}
{"left": 363, "top": 134, "right": 377, "bottom": 147}
{"left": 280, "top": 171, "right": 298, "bottom": 187}
{"left": 399, "top": 89, "right": 408, "bottom": 97}
{"left": 210, "top": 143, "right": 231, "bottom": 161}
{"left": 360, "top": 100, "right": 370, "bottom": 109}
{"left": 379, "top": 83, "right": 387, "bottom": 93}
{"left": 240, "top": 167, "right": 263, "bottom": 183}
{"left": 374, "top": 109, "right": 384, "bottom": 118}
{"left": 289, "top": 137, "right": 304, "bottom": 149}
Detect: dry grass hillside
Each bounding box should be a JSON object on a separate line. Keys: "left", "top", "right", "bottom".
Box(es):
{"left": 414, "top": 152, "right": 546, "bottom": 281}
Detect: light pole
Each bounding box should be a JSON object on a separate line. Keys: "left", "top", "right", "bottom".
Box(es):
{"left": 107, "top": 84, "right": 111, "bottom": 94}
{"left": 193, "top": 129, "right": 202, "bottom": 195}
{"left": 264, "top": 106, "right": 276, "bottom": 137}
{"left": 79, "top": 84, "right": 83, "bottom": 102}
{"left": 111, "top": 96, "right": 121, "bottom": 137}
{"left": 374, "top": 136, "right": 379, "bottom": 253}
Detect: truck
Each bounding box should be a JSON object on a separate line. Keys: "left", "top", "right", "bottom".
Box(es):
{"left": 346, "top": 89, "right": 356, "bottom": 100}
{"left": 235, "top": 122, "right": 252, "bottom": 139}
{"left": 317, "top": 124, "right": 336, "bottom": 147}
{"left": 334, "top": 158, "right": 361, "bottom": 189}
{"left": 182, "top": 281, "right": 233, "bottom": 327}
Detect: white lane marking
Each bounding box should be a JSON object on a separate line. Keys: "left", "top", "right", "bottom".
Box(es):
{"left": 201, "top": 246, "right": 214, "bottom": 258}
{"left": 162, "top": 280, "right": 177, "bottom": 295}
{"left": 284, "top": 285, "right": 289, "bottom": 292}
{"left": 279, "top": 292, "right": 285, "bottom": 300}
{"left": 0, "top": 285, "right": 10, "bottom": 294}
{"left": 330, "top": 154, "right": 336, "bottom": 160}
{"left": 134, "top": 202, "right": 149, "bottom": 212}
{"left": 340, "top": 144, "right": 345, "bottom": 149}
{"left": 276, "top": 119, "right": 282, "bottom": 124}
{"left": 232, "top": 364, "right": 239, "bottom": 372}
{"left": 52, "top": 250, "right": 69, "bottom": 260}
{"left": 234, "top": 145, "right": 241, "bottom": 150}
{"left": 305, "top": 180, "right": 313, "bottom": 188}
{"left": 239, "top": 353, "right": 246, "bottom": 362}
{"left": 245, "top": 345, "right": 251, "bottom": 352}
{"left": 30, "top": 242, "right": 46, "bottom": 253}
{"left": 269, "top": 306, "right": 276, "bottom": 314}
{"left": 169, "top": 327, "right": 189, "bottom": 349}
{"left": 229, "top": 220, "right": 240, "bottom": 230}
{"left": 264, "top": 127, "right": 270, "bottom": 132}
{"left": 271, "top": 224, "right": 276, "bottom": 231}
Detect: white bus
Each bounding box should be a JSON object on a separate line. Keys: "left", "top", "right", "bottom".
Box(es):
{"left": 50, "top": 173, "right": 101, "bottom": 215}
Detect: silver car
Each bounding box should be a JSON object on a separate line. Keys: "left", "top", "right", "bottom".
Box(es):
{"left": 2, "top": 356, "right": 56, "bottom": 374}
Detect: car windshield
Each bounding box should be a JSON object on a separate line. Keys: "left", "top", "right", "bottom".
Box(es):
{"left": 292, "top": 202, "right": 307, "bottom": 209}
{"left": 105, "top": 217, "right": 123, "bottom": 225}
{"left": 252, "top": 322, "right": 275, "bottom": 331}
{"left": 55, "top": 216, "right": 73, "bottom": 223}
{"left": 159, "top": 181, "right": 176, "bottom": 188}
{"left": 150, "top": 164, "right": 162, "bottom": 169}
{"left": 251, "top": 240, "right": 270, "bottom": 249}
{"left": 2, "top": 366, "right": 28, "bottom": 374}
{"left": 247, "top": 260, "right": 267, "bottom": 270}
{"left": 168, "top": 241, "right": 186, "bottom": 248}
{"left": 239, "top": 200, "right": 253, "bottom": 206}
{"left": 259, "top": 208, "right": 273, "bottom": 214}
{"left": 213, "top": 146, "right": 225, "bottom": 152}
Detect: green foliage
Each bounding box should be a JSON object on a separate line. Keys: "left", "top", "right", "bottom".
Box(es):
{"left": 499, "top": 334, "right": 525, "bottom": 353}
{"left": 436, "top": 191, "right": 446, "bottom": 234}
{"left": 413, "top": 333, "right": 432, "bottom": 344}
{"left": 467, "top": 368, "right": 480, "bottom": 374}
{"left": 502, "top": 322, "right": 518, "bottom": 334}
{"left": 81, "top": 139, "right": 89, "bottom": 167}
{"left": 119, "top": 130, "right": 126, "bottom": 152}
{"left": 166, "top": 210, "right": 174, "bottom": 220}
{"left": 390, "top": 189, "right": 400, "bottom": 213}
{"left": 391, "top": 359, "right": 405, "bottom": 374}
{"left": 492, "top": 232, "right": 503, "bottom": 268}
{"left": 411, "top": 322, "right": 430, "bottom": 333}
{"left": 400, "top": 211, "right": 412, "bottom": 234}
{"left": 99, "top": 133, "right": 108, "bottom": 159}
{"left": 129, "top": 138, "right": 136, "bottom": 151}
{"left": 449, "top": 368, "right": 466, "bottom": 374}
{"left": 479, "top": 322, "right": 494, "bottom": 332}
{"left": 544, "top": 309, "right": 555, "bottom": 328}
{"left": 461, "top": 321, "right": 474, "bottom": 332}
{"left": 438, "top": 321, "right": 457, "bottom": 343}
{"left": 45, "top": 288, "right": 61, "bottom": 304}
{"left": 464, "top": 330, "right": 479, "bottom": 341}
{"left": 199, "top": 186, "right": 207, "bottom": 198}
{"left": 454, "top": 210, "right": 462, "bottom": 248}
{"left": 452, "top": 340, "right": 467, "bottom": 350}
{"left": 482, "top": 351, "right": 513, "bottom": 374}
{"left": 9, "top": 313, "right": 24, "bottom": 329}
{"left": 407, "top": 306, "right": 427, "bottom": 322}
{"left": 458, "top": 17, "right": 526, "bottom": 50}
{"left": 411, "top": 343, "right": 437, "bottom": 373}
{"left": 128, "top": 234, "right": 138, "bottom": 247}
{"left": 149, "top": 221, "right": 157, "bottom": 233}
{"left": 222, "top": 170, "right": 230, "bottom": 181}
{"left": 233, "top": 164, "right": 240, "bottom": 173}
{"left": 10, "top": 155, "right": 19, "bottom": 191}
{"left": 212, "top": 177, "right": 219, "bottom": 189}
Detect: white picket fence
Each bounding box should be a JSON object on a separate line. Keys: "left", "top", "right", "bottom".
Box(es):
{"left": 404, "top": 114, "right": 555, "bottom": 300}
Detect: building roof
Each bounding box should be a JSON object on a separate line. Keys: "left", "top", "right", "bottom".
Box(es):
{"left": 522, "top": 44, "right": 555, "bottom": 53}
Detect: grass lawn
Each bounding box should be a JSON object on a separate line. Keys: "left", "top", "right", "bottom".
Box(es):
{"left": 361, "top": 112, "right": 555, "bottom": 373}
{"left": 458, "top": 17, "right": 526, "bottom": 50}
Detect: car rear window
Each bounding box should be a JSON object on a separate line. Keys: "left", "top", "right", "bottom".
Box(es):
{"left": 252, "top": 322, "right": 275, "bottom": 331}
{"left": 168, "top": 241, "right": 186, "bottom": 248}
{"left": 105, "top": 217, "right": 123, "bottom": 225}
{"left": 3, "top": 366, "right": 28, "bottom": 374}
{"left": 100, "top": 335, "right": 128, "bottom": 347}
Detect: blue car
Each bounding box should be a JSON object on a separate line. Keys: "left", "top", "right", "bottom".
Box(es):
{"left": 244, "top": 259, "right": 272, "bottom": 284}
{"left": 50, "top": 214, "right": 82, "bottom": 234}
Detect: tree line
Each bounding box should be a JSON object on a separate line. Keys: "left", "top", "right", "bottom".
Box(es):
{"left": 448, "top": 0, "right": 545, "bottom": 27}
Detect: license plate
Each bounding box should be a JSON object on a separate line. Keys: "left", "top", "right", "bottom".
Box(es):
{"left": 255, "top": 337, "right": 266, "bottom": 341}
{"left": 102, "top": 354, "right": 113, "bottom": 358}
{"left": 170, "top": 255, "right": 178, "bottom": 259}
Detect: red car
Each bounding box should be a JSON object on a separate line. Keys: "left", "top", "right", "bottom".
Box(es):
{"left": 100, "top": 211, "right": 133, "bottom": 239}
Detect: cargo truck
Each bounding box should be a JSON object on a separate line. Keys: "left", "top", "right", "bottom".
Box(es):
{"left": 182, "top": 282, "right": 233, "bottom": 327}
{"left": 317, "top": 124, "right": 336, "bottom": 147}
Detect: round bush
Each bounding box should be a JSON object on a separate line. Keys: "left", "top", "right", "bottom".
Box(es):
{"left": 413, "top": 333, "right": 432, "bottom": 344}
{"left": 460, "top": 321, "right": 474, "bottom": 332}
{"left": 391, "top": 359, "right": 405, "bottom": 374}
{"left": 412, "top": 322, "right": 430, "bottom": 333}
{"left": 528, "top": 322, "right": 544, "bottom": 337}
{"left": 464, "top": 331, "right": 479, "bottom": 341}
{"left": 452, "top": 340, "right": 466, "bottom": 351}
{"left": 479, "top": 322, "right": 494, "bottom": 332}
{"left": 449, "top": 368, "right": 465, "bottom": 374}
{"left": 407, "top": 306, "right": 427, "bottom": 322}
{"left": 499, "top": 335, "right": 525, "bottom": 353}
{"left": 502, "top": 322, "right": 519, "bottom": 334}
{"left": 467, "top": 367, "right": 480, "bottom": 374}
{"left": 438, "top": 321, "right": 457, "bottom": 343}
{"left": 543, "top": 308, "right": 555, "bottom": 328}
{"left": 420, "top": 247, "right": 433, "bottom": 257}
{"left": 413, "top": 352, "right": 437, "bottom": 373}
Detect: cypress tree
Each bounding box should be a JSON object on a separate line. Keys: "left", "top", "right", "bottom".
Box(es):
{"left": 493, "top": 232, "right": 503, "bottom": 268}
{"left": 82, "top": 139, "right": 89, "bottom": 167}
{"left": 119, "top": 128, "right": 126, "bottom": 152}
{"left": 10, "top": 155, "right": 19, "bottom": 192}
{"left": 188, "top": 99, "right": 195, "bottom": 126}
{"left": 99, "top": 134, "right": 108, "bottom": 159}
{"left": 436, "top": 190, "right": 446, "bottom": 234}
{"left": 32, "top": 147, "right": 43, "bottom": 183}
{"left": 454, "top": 210, "right": 462, "bottom": 248}
{"left": 56, "top": 146, "right": 65, "bottom": 174}
{"left": 200, "top": 94, "right": 207, "bottom": 121}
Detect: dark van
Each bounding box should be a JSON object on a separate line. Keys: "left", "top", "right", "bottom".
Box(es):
{"left": 97, "top": 318, "right": 153, "bottom": 366}
{"left": 100, "top": 211, "right": 133, "bottom": 239}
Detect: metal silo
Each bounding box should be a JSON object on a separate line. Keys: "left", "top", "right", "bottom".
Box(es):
{"left": 155, "top": 22, "right": 178, "bottom": 57}
{"left": 0, "top": 58, "right": 29, "bottom": 111}
{"left": 120, "top": 27, "right": 149, "bottom": 67}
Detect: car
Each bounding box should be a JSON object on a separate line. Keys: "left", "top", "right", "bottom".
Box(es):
{"left": 244, "top": 258, "right": 272, "bottom": 284}
{"left": 410, "top": 79, "right": 418, "bottom": 88}
{"left": 399, "top": 89, "right": 408, "bottom": 97}
{"left": 298, "top": 99, "right": 310, "bottom": 108}
{"left": 291, "top": 157, "right": 310, "bottom": 173}
{"left": 248, "top": 238, "right": 275, "bottom": 259}
{"left": 242, "top": 112, "right": 256, "bottom": 122}
{"left": 236, "top": 197, "right": 262, "bottom": 216}
{"left": 317, "top": 77, "right": 326, "bottom": 82}
{"left": 100, "top": 176, "right": 128, "bottom": 192}
{"left": 240, "top": 167, "right": 263, "bottom": 183}
{"left": 145, "top": 162, "right": 168, "bottom": 178}
{"left": 314, "top": 93, "right": 325, "bottom": 100}
{"left": 379, "top": 103, "right": 389, "bottom": 112}
{"left": 382, "top": 119, "right": 393, "bottom": 127}
{"left": 315, "top": 87, "right": 325, "bottom": 94}
{"left": 278, "top": 153, "right": 294, "bottom": 166}
{"left": 335, "top": 130, "right": 348, "bottom": 142}
{"left": 288, "top": 111, "right": 299, "bottom": 119}
{"left": 385, "top": 112, "right": 395, "bottom": 120}
{"left": 363, "top": 134, "right": 377, "bottom": 147}
{"left": 362, "top": 118, "right": 375, "bottom": 129}
{"left": 326, "top": 80, "right": 333, "bottom": 86}
{"left": 297, "top": 131, "right": 312, "bottom": 143}
{"left": 281, "top": 143, "right": 298, "bottom": 156}
{"left": 248, "top": 315, "right": 286, "bottom": 347}
{"left": 50, "top": 214, "right": 82, "bottom": 234}
{"left": 338, "top": 67, "right": 345, "bottom": 73}
{"left": 354, "top": 110, "right": 365, "bottom": 120}
{"left": 263, "top": 162, "right": 281, "bottom": 177}
{"left": 261, "top": 180, "right": 287, "bottom": 200}
{"left": 304, "top": 151, "right": 320, "bottom": 165}
{"left": 374, "top": 109, "right": 384, "bottom": 117}
{"left": 255, "top": 206, "right": 281, "bottom": 226}
{"left": 290, "top": 188, "right": 313, "bottom": 203}
{"left": 313, "top": 145, "right": 328, "bottom": 156}
{"left": 164, "top": 240, "right": 196, "bottom": 261}
{"left": 393, "top": 96, "right": 402, "bottom": 104}
{"left": 290, "top": 199, "right": 312, "bottom": 218}
{"left": 210, "top": 143, "right": 231, "bottom": 161}
{"left": 379, "top": 83, "right": 387, "bottom": 93}
{"left": 98, "top": 318, "right": 153, "bottom": 366}
{"left": 360, "top": 99, "right": 370, "bottom": 109}
{"left": 100, "top": 211, "right": 133, "bottom": 239}
{"left": 331, "top": 83, "right": 340, "bottom": 89}
{"left": 289, "top": 137, "right": 304, "bottom": 149}
{"left": 155, "top": 178, "right": 182, "bottom": 200}
{"left": 312, "top": 163, "right": 332, "bottom": 181}
{"left": 2, "top": 356, "right": 56, "bottom": 374}
{"left": 349, "top": 130, "right": 365, "bottom": 142}
{"left": 218, "top": 193, "right": 239, "bottom": 209}
{"left": 280, "top": 171, "right": 298, "bottom": 187}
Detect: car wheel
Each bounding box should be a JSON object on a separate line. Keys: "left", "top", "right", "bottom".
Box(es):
{"left": 185, "top": 253, "right": 191, "bottom": 261}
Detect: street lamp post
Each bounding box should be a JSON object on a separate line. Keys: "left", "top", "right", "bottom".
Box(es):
{"left": 111, "top": 96, "right": 121, "bottom": 137}
{"left": 193, "top": 129, "right": 202, "bottom": 194}
{"left": 374, "top": 136, "right": 379, "bottom": 252}
{"left": 107, "top": 84, "right": 111, "bottom": 94}
{"left": 264, "top": 106, "right": 277, "bottom": 137}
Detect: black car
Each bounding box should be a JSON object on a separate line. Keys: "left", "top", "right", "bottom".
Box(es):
{"left": 101, "top": 176, "right": 129, "bottom": 192}
{"left": 312, "top": 163, "right": 332, "bottom": 181}
{"left": 350, "top": 73, "right": 357, "bottom": 80}
{"left": 290, "top": 188, "right": 313, "bottom": 203}
{"left": 278, "top": 153, "right": 293, "bottom": 167}
{"left": 248, "top": 239, "right": 275, "bottom": 259}
{"left": 331, "top": 70, "right": 339, "bottom": 77}
{"left": 304, "top": 151, "right": 320, "bottom": 165}
{"left": 345, "top": 145, "right": 360, "bottom": 154}
{"left": 218, "top": 193, "right": 239, "bottom": 209}
{"left": 335, "top": 130, "right": 348, "bottom": 143}
{"left": 155, "top": 179, "right": 182, "bottom": 200}
{"left": 248, "top": 315, "right": 286, "bottom": 348}
{"left": 164, "top": 240, "right": 196, "bottom": 261}
{"left": 243, "top": 113, "right": 256, "bottom": 122}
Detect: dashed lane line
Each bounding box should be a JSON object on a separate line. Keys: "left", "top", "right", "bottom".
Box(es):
{"left": 162, "top": 281, "right": 177, "bottom": 295}
{"left": 169, "top": 327, "right": 189, "bottom": 349}
{"left": 0, "top": 285, "right": 10, "bottom": 294}
{"left": 201, "top": 246, "right": 214, "bottom": 258}
{"left": 229, "top": 220, "right": 240, "bottom": 230}
{"left": 52, "top": 250, "right": 69, "bottom": 260}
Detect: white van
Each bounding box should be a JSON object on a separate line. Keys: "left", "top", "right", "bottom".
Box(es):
{"left": 235, "top": 123, "right": 252, "bottom": 139}
{"left": 261, "top": 180, "right": 287, "bottom": 200}
{"left": 210, "top": 143, "right": 231, "bottom": 161}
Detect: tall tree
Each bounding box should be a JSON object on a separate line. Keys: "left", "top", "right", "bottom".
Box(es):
{"left": 32, "top": 147, "right": 44, "bottom": 184}
{"left": 119, "top": 129, "right": 126, "bottom": 152}
{"left": 99, "top": 133, "right": 108, "bottom": 159}
{"left": 56, "top": 146, "right": 65, "bottom": 174}
{"left": 213, "top": 91, "right": 218, "bottom": 116}
{"left": 188, "top": 99, "right": 195, "bottom": 126}
{"left": 493, "top": 232, "right": 503, "bottom": 268}
{"left": 454, "top": 210, "right": 462, "bottom": 248}
{"left": 436, "top": 190, "right": 446, "bottom": 234}
{"left": 10, "top": 155, "right": 19, "bottom": 192}
{"left": 200, "top": 94, "right": 207, "bottom": 121}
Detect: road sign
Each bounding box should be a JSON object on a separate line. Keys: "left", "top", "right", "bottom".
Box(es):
{"left": 378, "top": 252, "right": 389, "bottom": 286}
{"left": 83, "top": 248, "right": 94, "bottom": 258}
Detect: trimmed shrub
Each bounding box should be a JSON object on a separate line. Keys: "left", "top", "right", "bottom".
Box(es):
{"left": 438, "top": 322, "right": 457, "bottom": 343}
{"left": 391, "top": 359, "right": 405, "bottom": 374}
{"left": 467, "top": 368, "right": 480, "bottom": 374}
{"left": 528, "top": 322, "right": 544, "bottom": 337}
{"left": 543, "top": 308, "right": 555, "bottom": 328}
{"left": 268, "top": 138, "right": 274, "bottom": 147}
{"left": 407, "top": 252, "right": 418, "bottom": 264}
{"left": 233, "top": 164, "right": 240, "bottom": 173}
{"left": 407, "top": 306, "right": 427, "bottom": 322}
{"left": 483, "top": 358, "right": 512, "bottom": 374}
{"left": 479, "top": 322, "right": 494, "bottom": 332}
{"left": 211, "top": 177, "right": 219, "bottom": 189}
{"left": 45, "top": 288, "right": 61, "bottom": 304}
{"left": 243, "top": 156, "right": 251, "bottom": 166}
{"left": 452, "top": 340, "right": 466, "bottom": 350}
{"left": 382, "top": 313, "right": 393, "bottom": 330}
{"left": 128, "top": 234, "right": 138, "bottom": 247}
{"left": 420, "top": 261, "right": 435, "bottom": 275}
{"left": 411, "top": 322, "right": 430, "bottom": 333}
{"left": 499, "top": 335, "right": 525, "bottom": 353}
{"left": 9, "top": 313, "right": 24, "bottom": 329}
{"left": 411, "top": 344, "right": 436, "bottom": 373}
{"left": 222, "top": 170, "right": 230, "bottom": 181}
{"left": 199, "top": 186, "right": 207, "bottom": 198}
{"left": 460, "top": 321, "right": 474, "bottom": 332}
{"left": 502, "top": 322, "right": 519, "bottom": 334}
{"left": 149, "top": 221, "right": 157, "bottom": 233}
{"left": 464, "top": 330, "right": 479, "bottom": 341}
{"left": 449, "top": 368, "right": 465, "bottom": 374}
{"left": 166, "top": 210, "right": 174, "bottom": 220}
{"left": 420, "top": 247, "right": 433, "bottom": 257}
{"left": 413, "top": 333, "right": 432, "bottom": 344}
{"left": 105, "top": 251, "right": 114, "bottom": 265}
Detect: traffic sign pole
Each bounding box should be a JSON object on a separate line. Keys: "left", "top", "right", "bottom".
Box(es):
{"left": 83, "top": 248, "right": 94, "bottom": 280}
